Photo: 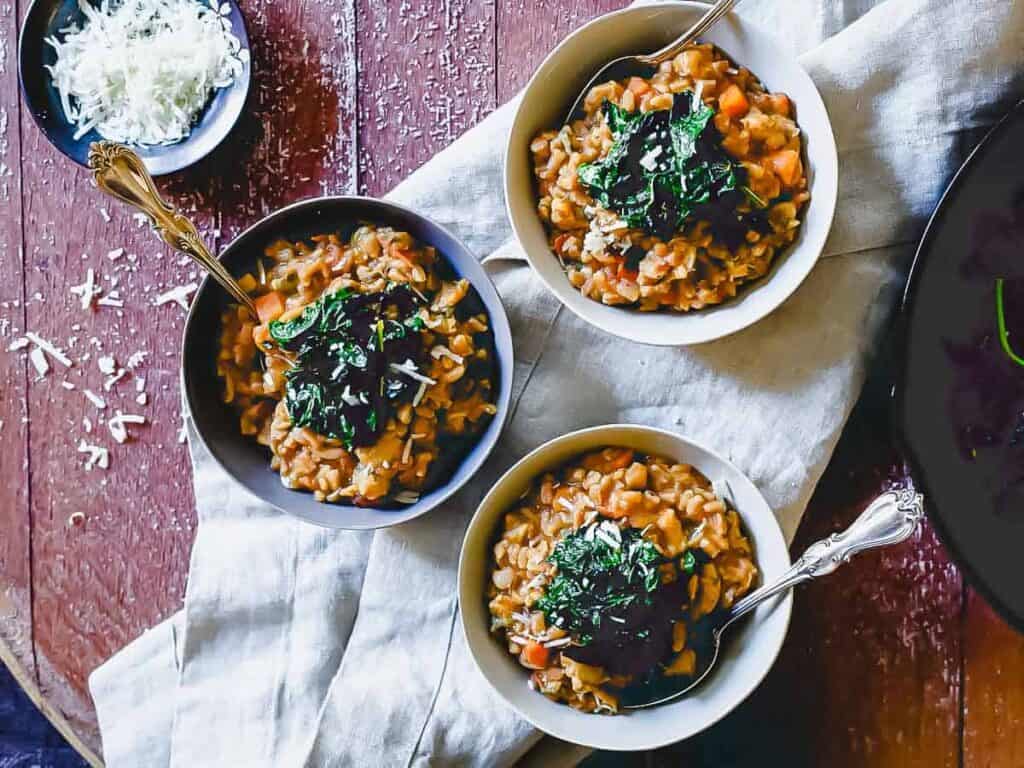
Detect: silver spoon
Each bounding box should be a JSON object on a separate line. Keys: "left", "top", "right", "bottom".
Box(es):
{"left": 622, "top": 486, "right": 925, "bottom": 709}
{"left": 564, "top": 0, "right": 738, "bottom": 123}
{"left": 87, "top": 141, "right": 293, "bottom": 368}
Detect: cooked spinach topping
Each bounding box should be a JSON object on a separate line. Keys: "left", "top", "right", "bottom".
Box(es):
{"left": 536, "top": 520, "right": 696, "bottom": 651}
{"left": 577, "top": 92, "right": 768, "bottom": 248}
{"left": 269, "top": 284, "right": 427, "bottom": 448}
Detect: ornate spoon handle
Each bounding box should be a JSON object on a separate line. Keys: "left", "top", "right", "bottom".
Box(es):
{"left": 639, "top": 0, "right": 737, "bottom": 66}
{"left": 724, "top": 487, "right": 925, "bottom": 627}
{"left": 87, "top": 141, "right": 258, "bottom": 317}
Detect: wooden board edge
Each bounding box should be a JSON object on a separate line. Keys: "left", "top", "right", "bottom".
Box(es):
{"left": 0, "top": 633, "right": 104, "bottom": 768}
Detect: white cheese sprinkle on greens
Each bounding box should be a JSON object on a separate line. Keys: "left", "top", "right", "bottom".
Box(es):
{"left": 388, "top": 359, "right": 437, "bottom": 386}
{"left": 45, "top": 0, "right": 247, "bottom": 146}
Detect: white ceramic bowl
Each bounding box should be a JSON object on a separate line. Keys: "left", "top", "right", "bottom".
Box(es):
{"left": 505, "top": 3, "right": 838, "bottom": 346}
{"left": 458, "top": 424, "right": 792, "bottom": 751}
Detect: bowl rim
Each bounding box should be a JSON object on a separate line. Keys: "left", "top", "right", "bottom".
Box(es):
{"left": 17, "top": 0, "right": 252, "bottom": 176}
{"left": 458, "top": 423, "right": 793, "bottom": 750}
{"left": 179, "top": 194, "right": 515, "bottom": 530}
{"left": 503, "top": 1, "right": 839, "bottom": 347}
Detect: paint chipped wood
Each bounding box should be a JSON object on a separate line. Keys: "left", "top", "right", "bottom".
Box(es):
{"left": 1, "top": 2, "right": 1022, "bottom": 766}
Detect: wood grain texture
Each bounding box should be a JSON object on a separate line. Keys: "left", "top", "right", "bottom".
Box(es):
{"left": 963, "top": 589, "right": 1024, "bottom": 768}
{"left": 623, "top": 394, "right": 965, "bottom": 768}
{"left": 0, "top": 0, "right": 34, "bottom": 687}
{"left": 355, "top": 0, "right": 497, "bottom": 196}
{"left": 496, "top": 0, "right": 625, "bottom": 102}
{"left": 3, "top": 1, "right": 1024, "bottom": 765}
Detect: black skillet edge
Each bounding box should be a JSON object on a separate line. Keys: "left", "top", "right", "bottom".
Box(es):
{"left": 890, "top": 99, "right": 1024, "bottom": 633}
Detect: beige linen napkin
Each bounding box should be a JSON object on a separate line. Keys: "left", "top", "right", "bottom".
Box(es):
{"left": 89, "top": 0, "right": 1024, "bottom": 765}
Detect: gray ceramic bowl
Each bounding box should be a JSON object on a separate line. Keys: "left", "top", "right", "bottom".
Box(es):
{"left": 181, "top": 196, "right": 514, "bottom": 529}
{"left": 459, "top": 424, "right": 792, "bottom": 750}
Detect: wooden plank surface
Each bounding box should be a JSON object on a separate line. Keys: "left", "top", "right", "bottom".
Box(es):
{"left": 0, "top": 0, "right": 33, "bottom": 688}
{"left": 963, "top": 591, "right": 1024, "bottom": 768}
{"left": 1, "top": 0, "right": 1022, "bottom": 765}
{"left": 355, "top": 0, "right": 497, "bottom": 196}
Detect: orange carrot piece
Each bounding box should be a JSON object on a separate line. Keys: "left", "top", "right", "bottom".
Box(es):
{"left": 392, "top": 248, "right": 416, "bottom": 267}
{"left": 606, "top": 448, "right": 635, "bottom": 471}
{"left": 627, "top": 77, "right": 652, "bottom": 96}
{"left": 254, "top": 291, "right": 286, "bottom": 324}
{"left": 522, "top": 641, "right": 550, "bottom": 669}
{"left": 768, "top": 93, "right": 791, "bottom": 117}
{"left": 718, "top": 84, "right": 749, "bottom": 119}
{"left": 769, "top": 149, "right": 802, "bottom": 187}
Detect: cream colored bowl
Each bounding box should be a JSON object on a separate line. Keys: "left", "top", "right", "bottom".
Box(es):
{"left": 504, "top": 3, "right": 838, "bottom": 346}
{"left": 458, "top": 425, "right": 792, "bottom": 751}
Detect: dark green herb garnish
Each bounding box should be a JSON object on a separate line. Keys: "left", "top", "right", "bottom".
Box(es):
{"left": 577, "top": 92, "right": 768, "bottom": 248}
{"left": 536, "top": 521, "right": 667, "bottom": 648}
{"left": 273, "top": 284, "right": 427, "bottom": 448}
{"left": 996, "top": 278, "right": 1024, "bottom": 368}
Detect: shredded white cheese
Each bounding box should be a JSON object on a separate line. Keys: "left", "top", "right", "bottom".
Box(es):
{"left": 29, "top": 347, "right": 49, "bottom": 377}
{"left": 154, "top": 282, "right": 198, "bottom": 311}
{"left": 46, "top": 0, "right": 247, "bottom": 146}
{"left": 70, "top": 268, "right": 100, "bottom": 310}
{"left": 77, "top": 440, "right": 110, "bottom": 470}
{"left": 638, "top": 144, "right": 663, "bottom": 171}
{"left": 430, "top": 345, "right": 464, "bottom": 365}
{"left": 83, "top": 389, "right": 107, "bottom": 410}
{"left": 25, "top": 332, "right": 73, "bottom": 367}
{"left": 388, "top": 359, "right": 437, "bottom": 387}
{"left": 108, "top": 411, "right": 146, "bottom": 444}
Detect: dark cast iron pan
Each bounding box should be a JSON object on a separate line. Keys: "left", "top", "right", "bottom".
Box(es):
{"left": 893, "top": 100, "right": 1024, "bottom": 630}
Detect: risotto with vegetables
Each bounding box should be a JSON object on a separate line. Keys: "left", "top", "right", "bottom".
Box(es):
{"left": 531, "top": 43, "right": 809, "bottom": 312}
{"left": 217, "top": 224, "right": 498, "bottom": 507}
{"left": 487, "top": 448, "right": 758, "bottom": 714}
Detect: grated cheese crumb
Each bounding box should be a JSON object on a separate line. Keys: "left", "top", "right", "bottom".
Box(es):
{"left": 45, "top": 0, "right": 247, "bottom": 146}
{"left": 29, "top": 347, "right": 49, "bottom": 377}
{"left": 107, "top": 411, "right": 146, "bottom": 444}
{"left": 154, "top": 282, "right": 198, "bottom": 311}
{"left": 77, "top": 440, "right": 109, "bottom": 470}
{"left": 83, "top": 389, "right": 107, "bottom": 410}
{"left": 70, "top": 268, "right": 100, "bottom": 310}
{"left": 25, "top": 332, "right": 73, "bottom": 367}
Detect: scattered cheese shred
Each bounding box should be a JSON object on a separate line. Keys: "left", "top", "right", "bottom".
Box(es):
{"left": 430, "top": 345, "right": 464, "bottom": 365}
{"left": 70, "top": 268, "right": 100, "bottom": 310}
{"left": 25, "top": 332, "right": 73, "bottom": 367}
{"left": 108, "top": 411, "right": 146, "bottom": 444}
{"left": 84, "top": 389, "right": 107, "bottom": 409}
{"left": 77, "top": 440, "right": 110, "bottom": 470}
{"left": 29, "top": 347, "right": 49, "bottom": 377}
{"left": 154, "top": 282, "right": 198, "bottom": 311}
{"left": 45, "top": 0, "right": 247, "bottom": 146}
{"left": 388, "top": 359, "right": 437, "bottom": 386}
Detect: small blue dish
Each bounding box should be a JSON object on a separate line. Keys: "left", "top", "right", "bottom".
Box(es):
{"left": 181, "top": 197, "right": 515, "bottom": 530}
{"left": 18, "top": 0, "right": 251, "bottom": 176}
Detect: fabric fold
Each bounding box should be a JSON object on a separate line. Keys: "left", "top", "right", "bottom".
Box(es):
{"left": 88, "top": 0, "right": 1024, "bottom": 765}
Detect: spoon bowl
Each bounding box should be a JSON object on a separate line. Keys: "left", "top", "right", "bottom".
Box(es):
{"left": 622, "top": 487, "right": 925, "bottom": 709}
{"left": 563, "top": 0, "right": 735, "bottom": 122}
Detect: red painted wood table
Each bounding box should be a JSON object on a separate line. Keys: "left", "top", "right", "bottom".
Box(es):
{"left": 1, "top": 1, "right": 1023, "bottom": 765}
